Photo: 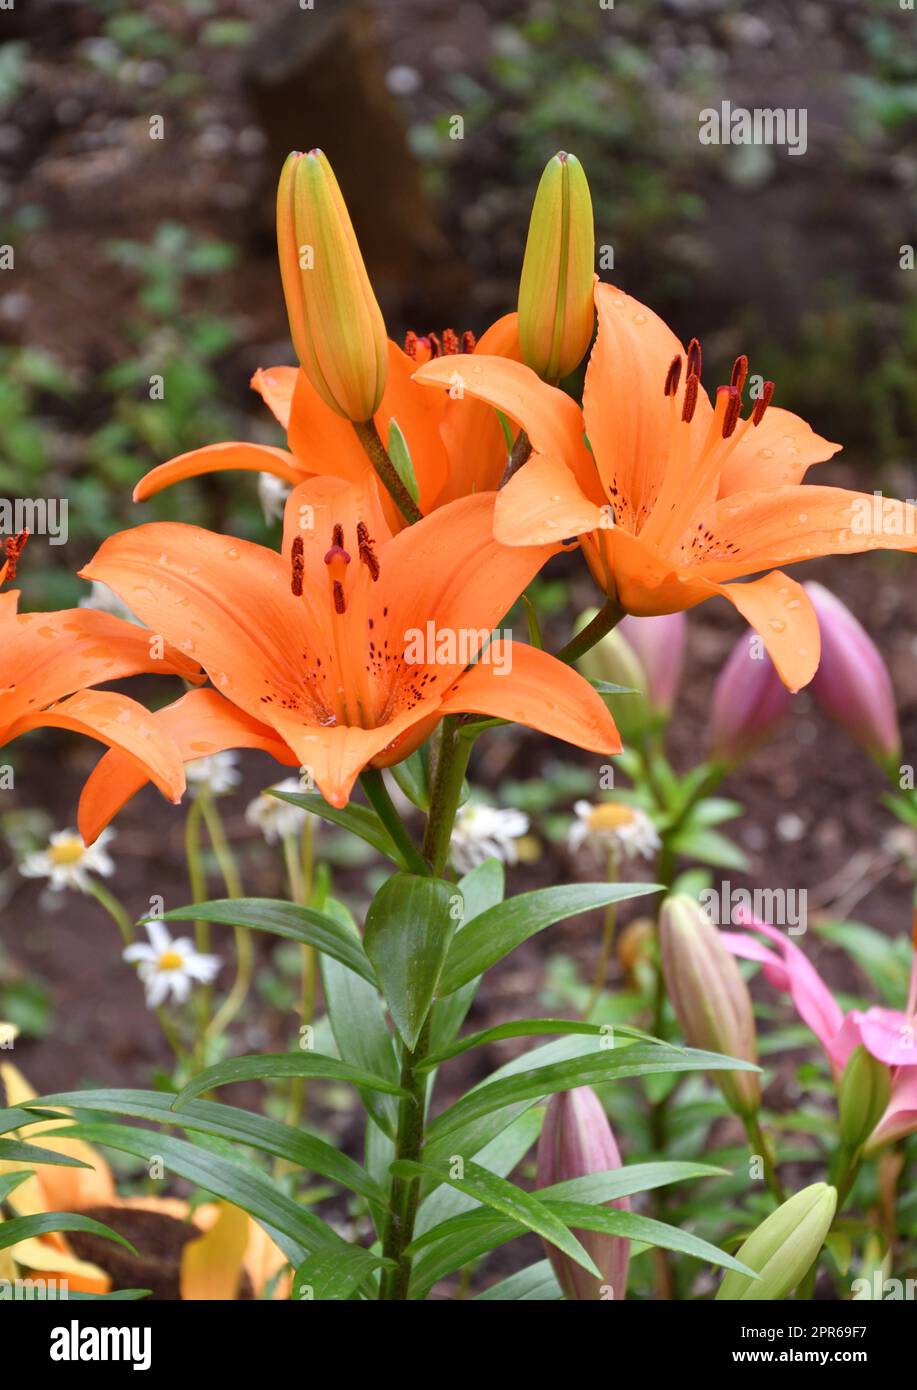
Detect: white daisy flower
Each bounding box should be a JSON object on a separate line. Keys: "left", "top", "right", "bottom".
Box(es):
{"left": 19, "top": 827, "right": 116, "bottom": 893}
{"left": 258, "top": 472, "right": 292, "bottom": 524}
{"left": 245, "top": 777, "right": 311, "bottom": 844}
{"left": 185, "top": 750, "right": 241, "bottom": 797}
{"left": 123, "top": 920, "right": 221, "bottom": 1009}
{"left": 449, "top": 801, "right": 529, "bottom": 874}
{"left": 568, "top": 801, "right": 661, "bottom": 864}
{"left": 78, "top": 580, "right": 139, "bottom": 625}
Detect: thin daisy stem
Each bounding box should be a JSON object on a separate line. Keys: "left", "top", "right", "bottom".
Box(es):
{"left": 584, "top": 847, "right": 619, "bottom": 1018}
{"left": 86, "top": 880, "right": 183, "bottom": 1064}
{"left": 199, "top": 795, "right": 251, "bottom": 1043}
{"left": 86, "top": 878, "right": 134, "bottom": 946}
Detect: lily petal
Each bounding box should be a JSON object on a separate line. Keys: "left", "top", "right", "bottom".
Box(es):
{"left": 250, "top": 365, "right": 299, "bottom": 428}
{"left": 714, "top": 571, "right": 820, "bottom": 692}
{"left": 717, "top": 407, "right": 841, "bottom": 495}
{"left": 133, "top": 442, "right": 305, "bottom": 503}
{"left": 438, "top": 642, "right": 622, "bottom": 755}
{"left": 78, "top": 688, "right": 297, "bottom": 842}
{"left": 494, "top": 450, "right": 609, "bottom": 546}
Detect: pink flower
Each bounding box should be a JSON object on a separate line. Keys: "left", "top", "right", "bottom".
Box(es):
{"left": 721, "top": 911, "right": 917, "bottom": 1148}
{"left": 710, "top": 632, "right": 792, "bottom": 763}
{"left": 617, "top": 612, "right": 686, "bottom": 715}
{"left": 805, "top": 582, "right": 900, "bottom": 766}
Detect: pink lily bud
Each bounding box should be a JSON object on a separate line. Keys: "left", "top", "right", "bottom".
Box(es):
{"left": 617, "top": 612, "right": 687, "bottom": 716}
{"left": 536, "top": 1087, "right": 630, "bottom": 1300}
{"left": 805, "top": 582, "right": 901, "bottom": 767}
{"left": 659, "top": 895, "right": 761, "bottom": 1118}
{"left": 710, "top": 631, "right": 792, "bottom": 763}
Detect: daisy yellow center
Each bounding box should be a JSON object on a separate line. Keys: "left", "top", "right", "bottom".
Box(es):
{"left": 588, "top": 803, "right": 636, "bottom": 832}
{"left": 157, "top": 951, "right": 184, "bottom": 972}
{"left": 50, "top": 838, "right": 86, "bottom": 866}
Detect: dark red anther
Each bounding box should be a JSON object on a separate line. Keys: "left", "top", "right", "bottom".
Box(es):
{"left": 442, "top": 328, "right": 459, "bottom": 355}
{"left": 332, "top": 580, "right": 346, "bottom": 615}
{"left": 686, "top": 337, "right": 702, "bottom": 381}
{"left": 290, "top": 535, "right": 304, "bottom": 596}
{"left": 752, "top": 380, "right": 775, "bottom": 426}
{"left": 2, "top": 529, "right": 28, "bottom": 582}
{"left": 356, "top": 520, "right": 380, "bottom": 580}
{"left": 664, "top": 355, "right": 682, "bottom": 398}
{"left": 681, "top": 374, "right": 699, "bottom": 424}
{"left": 730, "top": 354, "right": 748, "bottom": 394}
{"left": 404, "top": 331, "right": 419, "bottom": 360}
{"left": 720, "top": 386, "right": 742, "bottom": 439}
{"left": 461, "top": 330, "right": 477, "bottom": 354}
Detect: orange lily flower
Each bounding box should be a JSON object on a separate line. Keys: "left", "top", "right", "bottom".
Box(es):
{"left": 0, "top": 579, "right": 202, "bottom": 804}
{"left": 78, "top": 474, "right": 620, "bottom": 821}
{"left": 415, "top": 283, "right": 917, "bottom": 692}
{"left": 0, "top": 1059, "right": 288, "bottom": 1298}
{"left": 132, "top": 316, "right": 521, "bottom": 526}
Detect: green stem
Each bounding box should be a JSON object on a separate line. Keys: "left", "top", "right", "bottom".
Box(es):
{"left": 280, "top": 826, "right": 317, "bottom": 1156}
{"left": 87, "top": 880, "right": 184, "bottom": 1064}
{"left": 184, "top": 797, "right": 210, "bottom": 1063}
{"left": 555, "top": 598, "right": 625, "bottom": 666}
{"left": 352, "top": 418, "right": 423, "bottom": 525}
{"left": 584, "top": 847, "right": 618, "bottom": 1018}
{"left": 378, "top": 1017, "right": 431, "bottom": 1300}
{"left": 359, "top": 768, "right": 430, "bottom": 877}
{"left": 198, "top": 796, "right": 251, "bottom": 1043}
{"left": 742, "top": 1111, "right": 786, "bottom": 1204}
{"left": 422, "top": 716, "right": 472, "bottom": 876}
{"left": 86, "top": 879, "right": 134, "bottom": 946}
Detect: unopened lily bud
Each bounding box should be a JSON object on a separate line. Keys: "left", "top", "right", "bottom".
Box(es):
{"left": 617, "top": 916, "right": 655, "bottom": 984}
{"left": 618, "top": 613, "right": 686, "bottom": 717}
{"left": 276, "top": 149, "right": 388, "bottom": 421}
{"left": 710, "top": 631, "right": 791, "bottom": 763}
{"left": 518, "top": 151, "right": 595, "bottom": 381}
{"left": 806, "top": 582, "right": 901, "bottom": 767}
{"left": 576, "top": 609, "right": 651, "bottom": 740}
{"left": 536, "top": 1087, "right": 630, "bottom": 1300}
{"left": 838, "top": 1045, "right": 892, "bottom": 1153}
{"left": 716, "top": 1183, "right": 837, "bottom": 1300}
{"left": 659, "top": 895, "right": 760, "bottom": 1117}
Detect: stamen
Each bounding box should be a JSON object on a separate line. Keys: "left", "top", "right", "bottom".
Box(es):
{"left": 681, "top": 374, "right": 699, "bottom": 423}
{"left": 730, "top": 354, "right": 748, "bottom": 394}
{"left": 442, "top": 328, "right": 459, "bottom": 355}
{"left": 332, "top": 580, "right": 346, "bottom": 615}
{"left": 356, "top": 521, "right": 380, "bottom": 580}
{"left": 2, "top": 529, "right": 28, "bottom": 583}
{"left": 461, "top": 330, "right": 477, "bottom": 353}
{"left": 752, "top": 380, "right": 775, "bottom": 426}
{"left": 427, "top": 332, "right": 442, "bottom": 358}
{"left": 664, "top": 355, "right": 682, "bottom": 398}
{"left": 721, "top": 386, "right": 742, "bottom": 439}
{"left": 403, "top": 331, "right": 419, "bottom": 360}
{"left": 686, "top": 337, "right": 702, "bottom": 381}
{"left": 290, "top": 536, "right": 304, "bottom": 596}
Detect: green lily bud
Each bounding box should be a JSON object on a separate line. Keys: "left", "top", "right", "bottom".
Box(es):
{"left": 518, "top": 151, "right": 595, "bottom": 381}
{"left": 575, "top": 609, "right": 651, "bottom": 742}
{"left": 659, "top": 894, "right": 761, "bottom": 1118}
{"left": 276, "top": 149, "right": 388, "bottom": 421}
{"left": 716, "top": 1183, "right": 838, "bottom": 1300}
{"left": 838, "top": 1045, "right": 892, "bottom": 1153}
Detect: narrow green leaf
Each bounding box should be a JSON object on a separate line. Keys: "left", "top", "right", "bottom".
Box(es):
{"left": 427, "top": 1043, "right": 760, "bottom": 1145}
{"left": 428, "top": 859, "right": 505, "bottom": 1053}
{"left": 392, "top": 1159, "right": 602, "bottom": 1281}
{"left": 0, "top": 1211, "right": 136, "bottom": 1255}
{"left": 0, "top": 1107, "right": 44, "bottom": 1137}
{"left": 415, "top": 1107, "right": 543, "bottom": 1239}
{"left": 35, "top": 1124, "right": 342, "bottom": 1265}
{"left": 26, "top": 1090, "right": 385, "bottom": 1206}
{"left": 419, "top": 1017, "right": 667, "bottom": 1071}
{"left": 387, "top": 417, "right": 420, "bottom": 503}
{"left": 154, "top": 898, "right": 375, "bottom": 983}
{"left": 66, "top": 1289, "right": 151, "bottom": 1301}
{"left": 320, "top": 899, "right": 400, "bottom": 1139}
{"left": 269, "top": 791, "right": 405, "bottom": 866}
{"left": 476, "top": 1259, "right": 562, "bottom": 1300}
{"left": 364, "top": 874, "right": 460, "bottom": 1049}
{"left": 293, "top": 1246, "right": 394, "bottom": 1301}
{"left": 439, "top": 882, "right": 662, "bottom": 995}
{"left": 0, "top": 1170, "right": 35, "bottom": 1203}
{"left": 0, "top": 1138, "right": 93, "bottom": 1169}
{"left": 388, "top": 747, "right": 431, "bottom": 812}
{"left": 173, "top": 1052, "right": 410, "bottom": 1109}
